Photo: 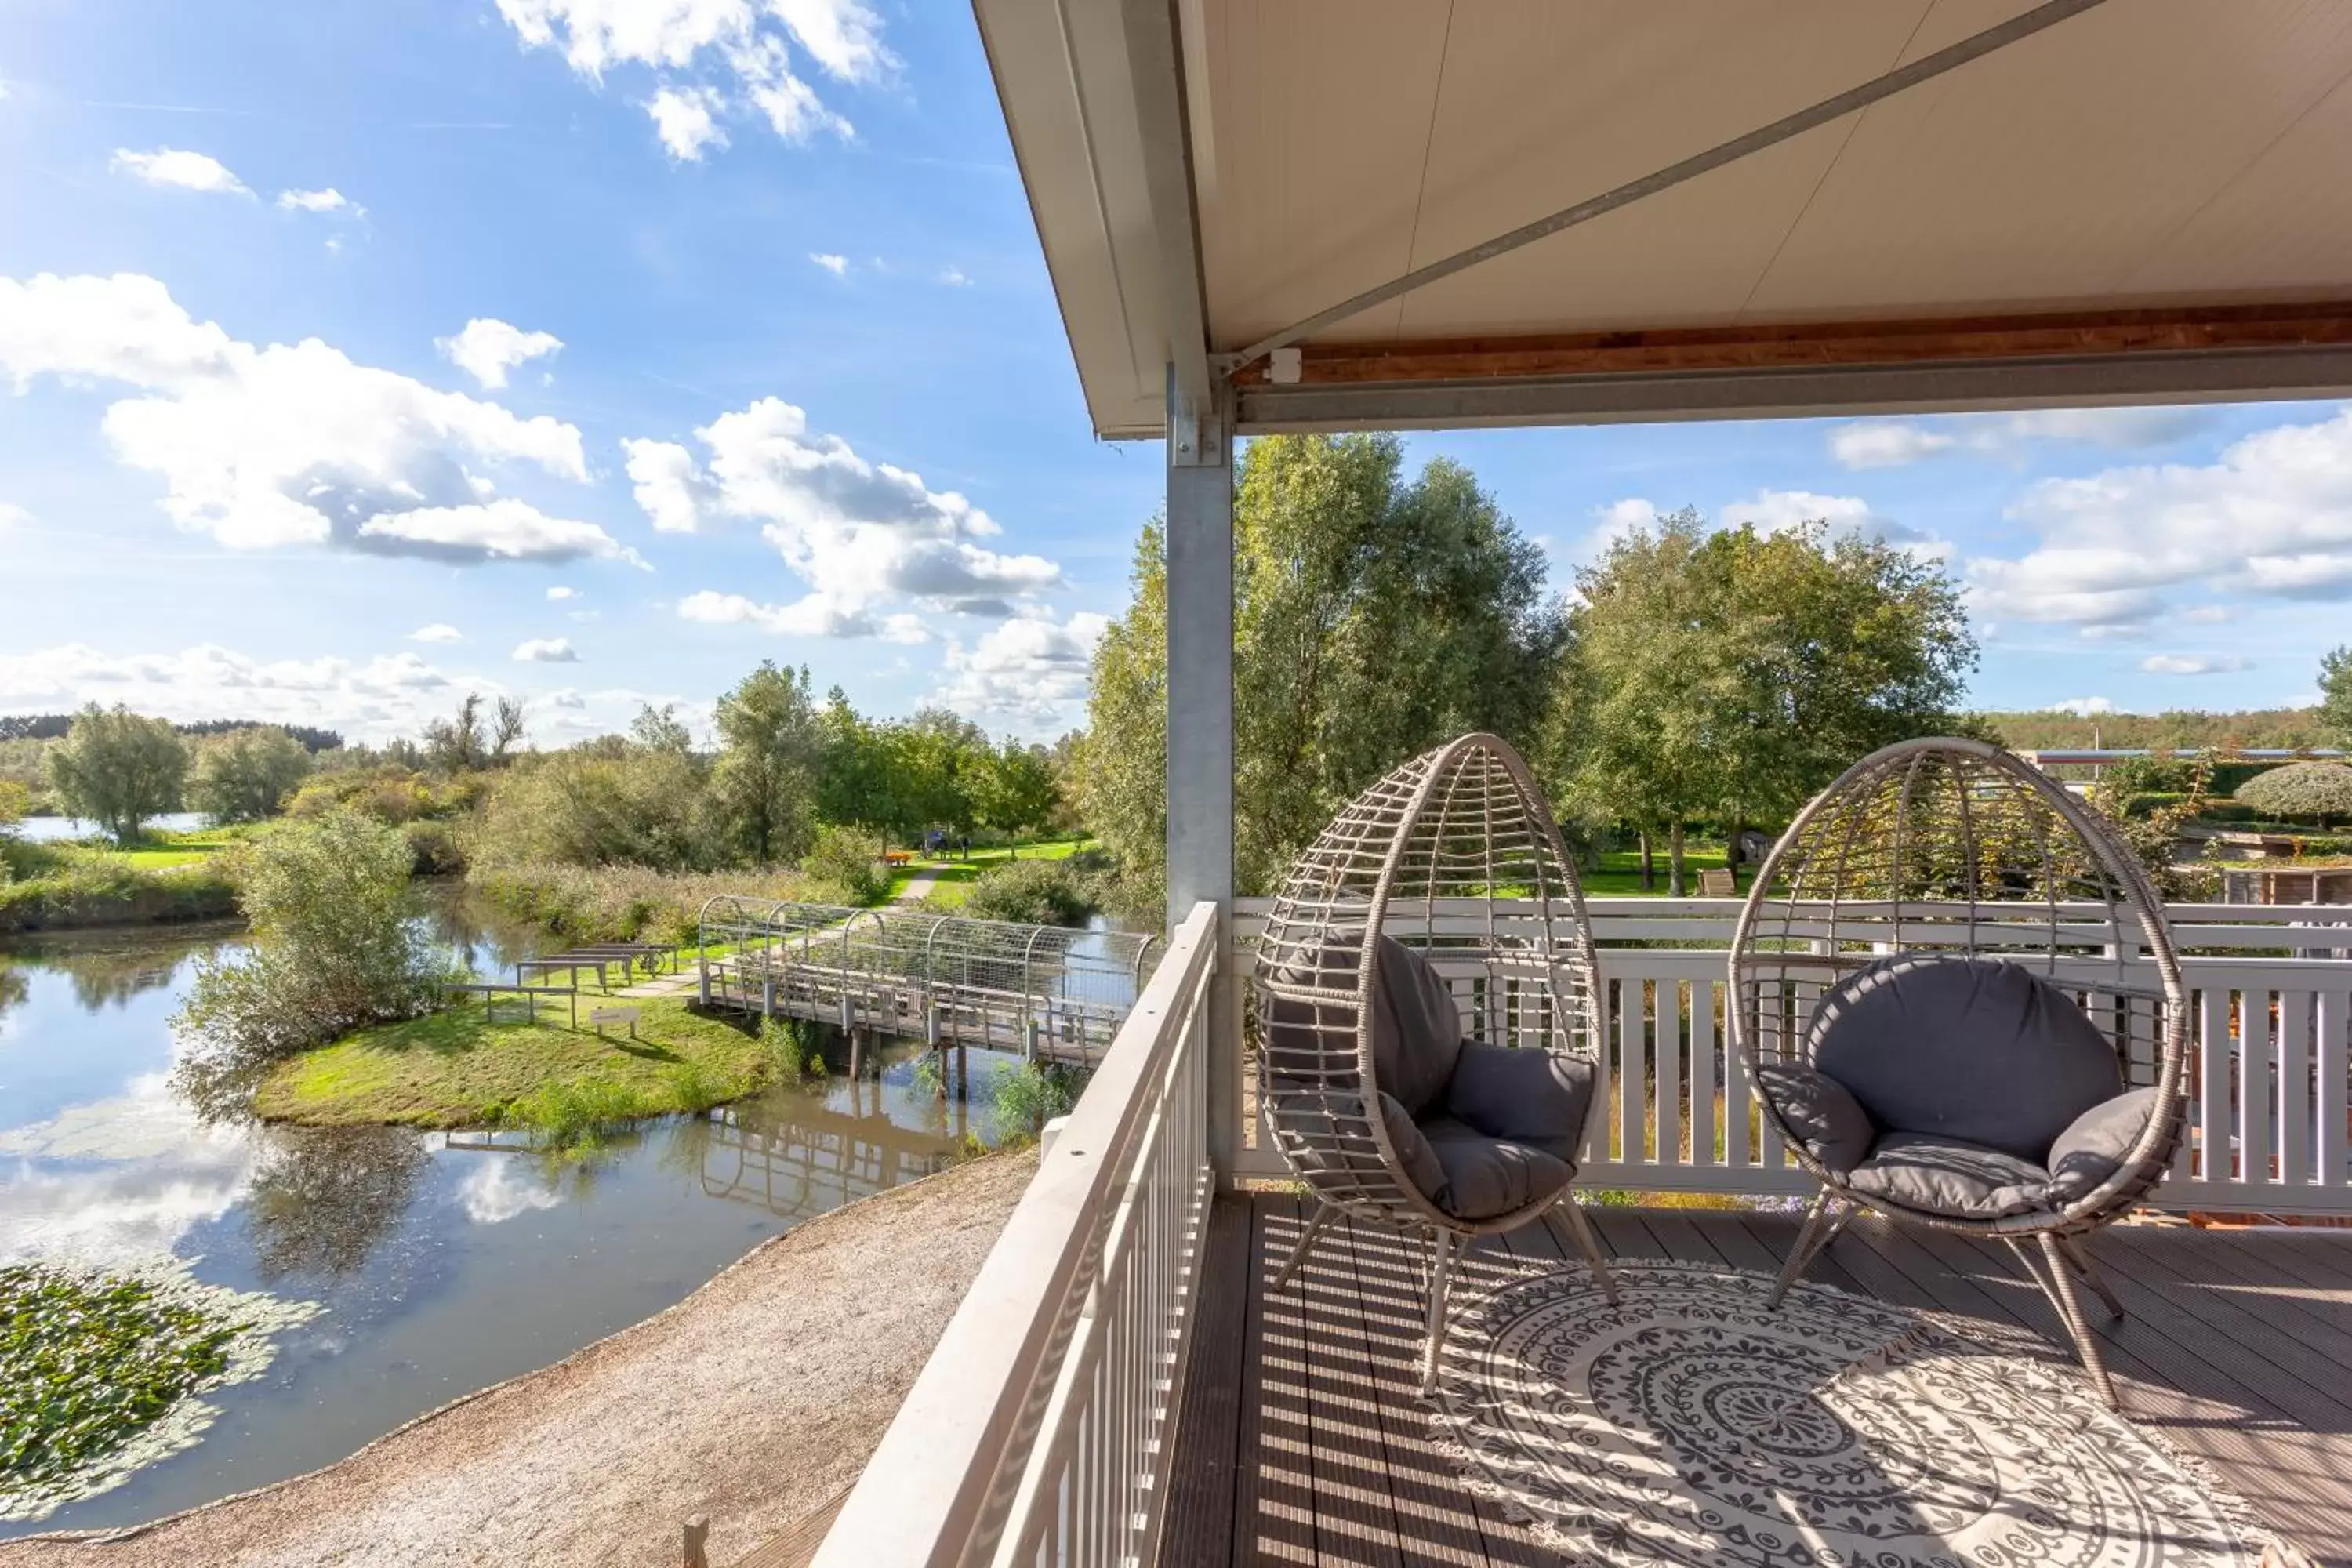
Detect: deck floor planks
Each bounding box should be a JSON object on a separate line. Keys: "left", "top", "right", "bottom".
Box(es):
{"left": 1339, "top": 1218, "right": 1519, "bottom": 1568}
{"left": 1161, "top": 1196, "right": 1250, "bottom": 1568}
{"left": 1179, "top": 1201, "right": 2352, "bottom": 1566}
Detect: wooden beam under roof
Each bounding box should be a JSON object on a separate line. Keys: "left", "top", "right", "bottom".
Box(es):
{"left": 1226, "top": 301, "right": 2352, "bottom": 389}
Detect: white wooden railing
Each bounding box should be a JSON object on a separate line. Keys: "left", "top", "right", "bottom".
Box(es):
{"left": 814, "top": 894, "right": 2352, "bottom": 1568}
{"left": 811, "top": 901, "right": 1219, "bottom": 1568}
{"left": 1229, "top": 896, "right": 2352, "bottom": 1215}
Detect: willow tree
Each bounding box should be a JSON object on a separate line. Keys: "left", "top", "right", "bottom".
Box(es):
{"left": 1079, "top": 434, "right": 1563, "bottom": 903}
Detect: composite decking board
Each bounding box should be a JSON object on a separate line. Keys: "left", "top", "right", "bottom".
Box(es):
{"left": 2084, "top": 1229, "right": 2352, "bottom": 1393}
{"left": 1293, "top": 1212, "right": 1408, "bottom": 1568}
{"left": 1338, "top": 1218, "right": 1506, "bottom": 1568}
{"left": 2196, "top": 1225, "right": 2352, "bottom": 1298}
{"left": 1160, "top": 1196, "right": 1249, "bottom": 1568}
{"left": 1240, "top": 1192, "right": 1317, "bottom": 1566}
{"left": 2125, "top": 1225, "right": 2352, "bottom": 1374}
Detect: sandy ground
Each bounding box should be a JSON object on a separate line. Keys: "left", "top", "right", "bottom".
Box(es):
{"left": 2, "top": 1149, "right": 1037, "bottom": 1568}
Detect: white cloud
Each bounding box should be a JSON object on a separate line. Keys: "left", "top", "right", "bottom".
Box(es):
{"left": 1720, "top": 488, "right": 1952, "bottom": 562}
{"left": 630, "top": 396, "right": 1058, "bottom": 632}
{"left": 0, "top": 501, "right": 28, "bottom": 531}
{"left": 276, "top": 187, "right": 353, "bottom": 214}
{"left": 512, "top": 636, "right": 579, "bottom": 662}
{"left": 547, "top": 585, "right": 579, "bottom": 601}
{"left": 0, "top": 272, "right": 621, "bottom": 565}
{"left": 496, "top": 0, "right": 877, "bottom": 156}
{"left": 679, "top": 588, "right": 927, "bottom": 641}
{"left": 0, "top": 642, "right": 472, "bottom": 740}
{"left": 644, "top": 85, "right": 727, "bottom": 160}
{"left": 437, "top": 317, "right": 564, "bottom": 390}
{"left": 2183, "top": 604, "right": 2238, "bottom": 624}
{"left": 409, "top": 623, "right": 464, "bottom": 643}
{"left": 110, "top": 147, "right": 249, "bottom": 195}
{"left": 1827, "top": 422, "right": 1958, "bottom": 470}
{"left": 2141, "top": 654, "right": 2251, "bottom": 675}
{"left": 808, "top": 252, "right": 848, "bottom": 276}
{"left": 459, "top": 1159, "right": 564, "bottom": 1225}
{"left": 931, "top": 610, "right": 1109, "bottom": 737}
{"left": 937, "top": 267, "right": 971, "bottom": 287}
{"left": 1828, "top": 407, "right": 2213, "bottom": 470}
{"left": 2049, "top": 696, "right": 2118, "bottom": 717}
{"left": 357, "top": 499, "right": 643, "bottom": 567}
{"left": 1966, "top": 405, "right": 2352, "bottom": 632}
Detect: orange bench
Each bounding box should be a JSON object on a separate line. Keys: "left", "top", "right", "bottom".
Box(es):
{"left": 884, "top": 849, "right": 916, "bottom": 866}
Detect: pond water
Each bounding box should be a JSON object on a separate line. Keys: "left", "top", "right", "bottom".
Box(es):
{"left": 0, "top": 891, "right": 1017, "bottom": 1537}
{"left": 13, "top": 811, "right": 211, "bottom": 844}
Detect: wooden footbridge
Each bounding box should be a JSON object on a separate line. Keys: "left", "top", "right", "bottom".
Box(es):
{"left": 693, "top": 898, "right": 1159, "bottom": 1068}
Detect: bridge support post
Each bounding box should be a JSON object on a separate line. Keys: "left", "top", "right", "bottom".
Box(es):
{"left": 698, "top": 960, "right": 709, "bottom": 1007}
{"left": 762, "top": 977, "right": 776, "bottom": 1016}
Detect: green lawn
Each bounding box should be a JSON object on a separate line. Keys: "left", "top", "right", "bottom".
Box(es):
{"left": 886, "top": 835, "right": 1096, "bottom": 908}
{"left": 1581, "top": 841, "right": 1736, "bottom": 898}
{"left": 252, "top": 994, "right": 773, "bottom": 1128}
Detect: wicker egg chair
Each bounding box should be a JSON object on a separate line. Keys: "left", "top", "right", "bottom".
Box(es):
{"left": 1730, "top": 736, "right": 2189, "bottom": 1407}
{"left": 1256, "top": 733, "right": 1617, "bottom": 1392}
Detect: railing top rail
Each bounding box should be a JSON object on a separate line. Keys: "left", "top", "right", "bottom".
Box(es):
{"left": 810, "top": 901, "right": 1220, "bottom": 1568}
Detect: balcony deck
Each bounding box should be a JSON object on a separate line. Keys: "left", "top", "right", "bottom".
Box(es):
{"left": 1166, "top": 1195, "right": 2352, "bottom": 1567}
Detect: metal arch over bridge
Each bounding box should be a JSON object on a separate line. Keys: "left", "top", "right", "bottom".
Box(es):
{"left": 692, "top": 897, "right": 1160, "bottom": 1066}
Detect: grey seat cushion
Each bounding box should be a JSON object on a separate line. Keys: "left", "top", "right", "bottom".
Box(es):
{"left": 2045, "top": 1086, "right": 2161, "bottom": 1206}
{"left": 1417, "top": 1116, "right": 1574, "bottom": 1221}
{"left": 1446, "top": 1040, "right": 1595, "bottom": 1164}
{"left": 1262, "top": 932, "right": 1465, "bottom": 1118}
{"left": 1809, "top": 954, "right": 2123, "bottom": 1162}
{"left": 1755, "top": 1062, "right": 1875, "bottom": 1176}
{"left": 1845, "top": 1131, "right": 2053, "bottom": 1220}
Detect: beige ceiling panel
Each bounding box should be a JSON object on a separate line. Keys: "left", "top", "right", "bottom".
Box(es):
{"left": 1378, "top": 1, "right": 1936, "bottom": 342}
{"left": 2122, "top": 63, "right": 2352, "bottom": 299}
{"left": 1189, "top": 0, "right": 1452, "bottom": 352}
{"left": 1746, "top": 0, "right": 2352, "bottom": 319}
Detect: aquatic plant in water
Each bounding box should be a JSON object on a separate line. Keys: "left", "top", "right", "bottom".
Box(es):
{"left": 0, "top": 1258, "right": 321, "bottom": 1522}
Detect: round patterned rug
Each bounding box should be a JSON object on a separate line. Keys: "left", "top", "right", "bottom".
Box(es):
{"left": 1426, "top": 1260, "right": 2264, "bottom": 1567}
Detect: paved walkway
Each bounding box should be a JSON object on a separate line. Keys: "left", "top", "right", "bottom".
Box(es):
{"left": 893, "top": 866, "right": 942, "bottom": 902}
{"left": 614, "top": 971, "right": 698, "bottom": 999}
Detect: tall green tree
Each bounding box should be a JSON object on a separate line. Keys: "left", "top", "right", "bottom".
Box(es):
{"left": 1546, "top": 511, "right": 1975, "bottom": 892}
{"left": 2321, "top": 644, "right": 2352, "bottom": 747}
{"left": 188, "top": 726, "right": 313, "bottom": 823}
{"left": 422, "top": 694, "right": 489, "bottom": 773}
{"left": 971, "top": 738, "right": 1061, "bottom": 850}
{"left": 713, "top": 661, "right": 822, "bottom": 866}
{"left": 1080, "top": 434, "right": 1563, "bottom": 901}
{"left": 45, "top": 703, "right": 188, "bottom": 844}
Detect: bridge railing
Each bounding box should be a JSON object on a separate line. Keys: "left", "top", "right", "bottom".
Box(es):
{"left": 811, "top": 900, "right": 1220, "bottom": 1568}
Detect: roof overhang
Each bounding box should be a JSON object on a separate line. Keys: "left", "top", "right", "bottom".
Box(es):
{"left": 973, "top": 0, "right": 2352, "bottom": 439}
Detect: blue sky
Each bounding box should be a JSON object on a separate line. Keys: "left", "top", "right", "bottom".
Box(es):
{"left": 2, "top": 1, "right": 2347, "bottom": 747}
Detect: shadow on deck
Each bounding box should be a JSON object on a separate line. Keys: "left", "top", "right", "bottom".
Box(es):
{"left": 1167, "top": 1194, "right": 2352, "bottom": 1566}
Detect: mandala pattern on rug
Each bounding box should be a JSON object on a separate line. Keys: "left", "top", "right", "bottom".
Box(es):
{"left": 1426, "top": 1260, "right": 2260, "bottom": 1567}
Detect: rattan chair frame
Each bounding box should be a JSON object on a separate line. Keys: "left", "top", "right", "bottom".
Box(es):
{"left": 1729, "top": 735, "right": 2190, "bottom": 1406}
{"left": 1254, "top": 733, "right": 1617, "bottom": 1389}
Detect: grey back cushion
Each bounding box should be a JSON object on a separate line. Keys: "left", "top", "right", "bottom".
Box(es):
{"left": 1809, "top": 954, "right": 2122, "bottom": 1163}
{"left": 1262, "top": 931, "right": 1465, "bottom": 1118}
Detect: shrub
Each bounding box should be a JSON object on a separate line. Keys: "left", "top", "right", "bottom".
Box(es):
{"left": 2119, "top": 790, "right": 2189, "bottom": 819}
{"left": 173, "top": 810, "right": 452, "bottom": 1098}
{"left": 0, "top": 858, "right": 240, "bottom": 934}
{"left": 466, "top": 862, "right": 810, "bottom": 946}
{"left": 503, "top": 1078, "right": 651, "bottom": 1151}
{"left": 187, "top": 727, "right": 311, "bottom": 823}
{"left": 962, "top": 859, "right": 1097, "bottom": 927}
{"left": 2234, "top": 761, "right": 2352, "bottom": 825}
{"left": 466, "top": 742, "right": 726, "bottom": 872}
{"left": 402, "top": 819, "right": 466, "bottom": 875}
{"left": 989, "top": 1061, "right": 1084, "bottom": 1142}
{"left": 801, "top": 824, "right": 889, "bottom": 906}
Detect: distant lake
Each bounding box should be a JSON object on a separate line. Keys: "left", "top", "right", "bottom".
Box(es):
{"left": 15, "top": 811, "right": 210, "bottom": 843}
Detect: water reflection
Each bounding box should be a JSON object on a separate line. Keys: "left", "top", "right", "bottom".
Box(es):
{"left": 0, "top": 903, "right": 990, "bottom": 1538}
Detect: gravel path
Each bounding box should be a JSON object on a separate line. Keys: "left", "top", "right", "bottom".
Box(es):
{"left": 2, "top": 1150, "right": 1036, "bottom": 1568}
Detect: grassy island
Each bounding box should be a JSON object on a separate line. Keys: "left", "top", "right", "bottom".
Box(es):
{"left": 252, "top": 994, "right": 782, "bottom": 1133}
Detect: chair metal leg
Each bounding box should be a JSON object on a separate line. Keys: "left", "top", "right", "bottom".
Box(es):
{"left": 1552, "top": 1195, "right": 1621, "bottom": 1305}
{"left": 1271, "top": 1203, "right": 1335, "bottom": 1294}
{"left": 1769, "top": 1189, "right": 1838, "bottom": 1308}
{"left": 2024, "top": 1232, "right": 2121, "bottom": 1410}
{"left": 1420, "top": 1229, "right": 1459, "bottom": 1396}
{"left": 2057, "top": 1235, "right": 2126, "bottom": 1321}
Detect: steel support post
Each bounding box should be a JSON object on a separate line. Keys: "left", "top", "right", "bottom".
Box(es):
{"left": 1165, "top": 365, "right": 1236, "bottom": 1175}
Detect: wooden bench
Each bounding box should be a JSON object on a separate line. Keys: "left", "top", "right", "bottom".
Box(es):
{"left": 1697, "top": 868, "right": 1737, "bottom": 897}
{"left": 883, "top": 849, "right": 916, "bottom": 866}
